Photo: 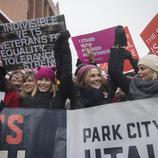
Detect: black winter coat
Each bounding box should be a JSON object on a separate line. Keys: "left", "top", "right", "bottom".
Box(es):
{"left": 70, "top": 86, "right": 111, "bottom": 109}
{"left": 21, "top": 91, "right": 66, "bottom": 109}
{"left": 108, "top": 47, "right": 138, "bottom": 96}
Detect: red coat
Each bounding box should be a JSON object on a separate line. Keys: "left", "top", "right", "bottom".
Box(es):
{"left": 4, "top": 91, "right": 20, "bottom": 108}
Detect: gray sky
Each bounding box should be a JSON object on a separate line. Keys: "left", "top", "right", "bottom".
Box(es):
{"left": 53, "top": 0, "right": 158, "bottom": 72}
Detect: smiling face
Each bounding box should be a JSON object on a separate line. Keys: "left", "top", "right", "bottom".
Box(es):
{"left": 23, "top": 76, "right": 36, "bottom": 93}
{"left": 138, "top": 65, "right": 155, "bottom": 80}
{"left": 37, "top": 78, "right": 52, "bottom": 92}
{"left": 84, "top": 68, "right": 102, "bottom": 89}
{"left": 10, "top": 73, "right": 23, "bottom": 91}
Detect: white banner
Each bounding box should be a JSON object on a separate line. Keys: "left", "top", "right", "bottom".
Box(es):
{"left": 67, "top": 98, "right": 158, "bottom": 158}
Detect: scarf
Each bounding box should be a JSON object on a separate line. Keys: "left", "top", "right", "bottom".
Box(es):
{"left": 129, "top": 76, "right": 158, "bottom": 100}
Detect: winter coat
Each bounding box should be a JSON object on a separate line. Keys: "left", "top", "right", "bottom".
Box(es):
{"left": 21, "top": 91, "right": 67, "bottom": 109}
{"left": 20, "top": 92, "right": 52, "bottom": 109}
{"left": 70, "top": 85, "right": 111, "bottom": 109}
{"left": 0, "top": 67, "right": 20, "bottom": 108}
{"left": 128, "top": 76, "right": 158, "bottom": 100}
{"left": 108, "top": 47, "right": 138, "bottom": 96}
{"left": 4, "top": 91, "right": 20, "bottom": 107}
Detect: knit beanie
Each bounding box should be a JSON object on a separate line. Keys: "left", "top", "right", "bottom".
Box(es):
{"left": 138, "top": 54, "right": 158, "bottom": 73}
{"left": 77, "top": 65, "right": 100, "bottom": 82}
{"left": 75, "top": 63, "right": 87, "bottom": 76}
{"left": 36, "top": 66, "right": 55, "bottom": 82}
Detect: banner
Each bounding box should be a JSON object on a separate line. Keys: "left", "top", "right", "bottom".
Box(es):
{"left": 0, "top": 108, "right": 66, "bottom": 158}
{"left": 140, "top": 13, "right": 158, "bottom": 55}
{"left": 1, "top": 97, "right": 158, "bottom": 158}
{"left": 67, "top": 98, "right": 158, "bottom": 158}
{"left": 71, "top": 27, "right": 116, "bottom": 64}
{"left": 0, "top": 15, "right": 66, "bottom": 71}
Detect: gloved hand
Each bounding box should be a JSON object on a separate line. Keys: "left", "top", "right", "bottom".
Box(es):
{"left": 114, "top": 25, "right": 127, "bottom": 47}
{"left": 54, "top": 30, "right": 71, "bottom": 50}
{"left": 0, "top": 100, "right": 5, "bottom": 112}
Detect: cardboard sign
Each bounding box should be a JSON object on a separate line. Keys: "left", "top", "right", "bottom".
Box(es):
{"left": 140, "top": 13, "right": 158, "bottom": 55}
{"left": 0, "top": 15, "right": 66, "bottom": 71}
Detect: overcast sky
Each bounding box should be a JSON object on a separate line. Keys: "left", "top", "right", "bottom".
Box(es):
{"left": 53, "top": 0, "right": 158, "bottom": 72}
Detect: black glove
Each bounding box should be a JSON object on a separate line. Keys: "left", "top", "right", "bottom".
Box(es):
{"left": 0, "top": 100, "right": 5, "bottom": 112}
{"left": 54, "top": 30, "right": 71, "bottom": 50}
{"left": 114, "top": 25, "right": 127, "bottom": 47}
{"left": 59, "top": 30, "right": 70, "bottom": 40}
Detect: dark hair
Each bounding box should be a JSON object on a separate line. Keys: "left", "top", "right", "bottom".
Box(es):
{"left": 9, "top": 70, "right": 24, "bottom": 80}
{"left": 8, "top": 70, "right": 23, "bottom": 91}
{"left": 114, "top": 25, "right": 127, "bottom": 47}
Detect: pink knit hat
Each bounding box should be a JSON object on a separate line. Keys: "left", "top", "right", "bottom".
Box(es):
{"left": 77, "top": 64, "right": 100, "bottom": 82}
{"left": 36, "top": 66, "right": 56, "bottom": 82}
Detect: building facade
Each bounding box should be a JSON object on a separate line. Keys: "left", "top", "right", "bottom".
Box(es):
{"left": 0, "top": 0, "right": 59, "bottom": 22}
{"left": 0, "top": 10, "right": 12, "bottom": 24}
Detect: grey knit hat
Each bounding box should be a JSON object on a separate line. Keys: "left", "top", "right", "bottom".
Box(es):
{"left": 138, "top": 54, "right": 158, "bottom": 72}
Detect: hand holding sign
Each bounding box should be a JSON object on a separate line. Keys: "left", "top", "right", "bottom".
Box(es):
{"left": 84, "top": 44, "right": 95, "bottom": 63}
{"left": 54, "top": 29, "right": 71, "bottom": 51}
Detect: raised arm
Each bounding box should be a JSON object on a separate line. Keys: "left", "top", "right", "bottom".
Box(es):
{"left": 53, "top": 30, "right": 72, "bottom": 105}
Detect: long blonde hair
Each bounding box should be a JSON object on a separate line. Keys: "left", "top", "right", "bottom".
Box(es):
{"left": 20, "top": 71, "right": 37, "bottom": 98}
{"left": 77, "top": 67, "right": 103, "bottom": 88}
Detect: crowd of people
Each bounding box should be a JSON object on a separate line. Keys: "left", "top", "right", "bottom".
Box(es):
{"left": 1, "top": 26, "right": 158, "bottom": 111}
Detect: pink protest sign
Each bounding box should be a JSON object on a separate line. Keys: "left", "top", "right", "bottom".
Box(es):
{"left": 71, "top": 27, "right": 116, "bottom": 64}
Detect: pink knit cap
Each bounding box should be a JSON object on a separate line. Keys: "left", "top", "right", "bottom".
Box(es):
{"left": 77, "top": 64, "right": 100, "bottom": 82}
{"left": 36, "top": 66, "right": 55, "bottom": 82}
